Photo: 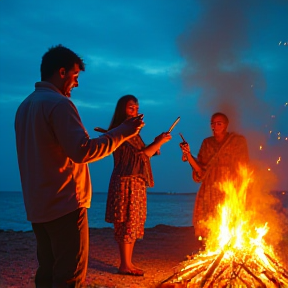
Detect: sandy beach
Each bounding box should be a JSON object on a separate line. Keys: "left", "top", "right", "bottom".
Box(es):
{"left": 0, "top": 225, "right": 200, "bottom": 288}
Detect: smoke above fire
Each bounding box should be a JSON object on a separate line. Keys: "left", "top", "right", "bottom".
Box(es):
{"left": 177, "top": 0, "right": 288, "bottom": 190}
{"left": 177, "top": 0, "right": 288, "bottom": 264}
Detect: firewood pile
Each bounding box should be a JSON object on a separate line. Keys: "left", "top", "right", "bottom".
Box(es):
{"left": 159, "top": 243, "right": 288, "bottom": 288}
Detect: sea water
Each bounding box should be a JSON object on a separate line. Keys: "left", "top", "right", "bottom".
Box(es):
{"left": 0, "top": 191, "right": 196, "bottom": 232}
{"left": 1, "top": 191, "right": 287, "bottom": 232}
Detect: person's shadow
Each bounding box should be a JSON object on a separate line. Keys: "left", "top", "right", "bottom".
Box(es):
{"left": 89, "top": 258, "right": 119, "bottom": 274}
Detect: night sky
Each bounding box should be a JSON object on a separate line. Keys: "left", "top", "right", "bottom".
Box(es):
{"left": 0, "top": 0, "right": 287, "bottom": 193}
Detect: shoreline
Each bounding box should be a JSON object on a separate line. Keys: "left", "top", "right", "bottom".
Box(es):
{"left": 0, "top": 225, "right": 200, "bottom": 288}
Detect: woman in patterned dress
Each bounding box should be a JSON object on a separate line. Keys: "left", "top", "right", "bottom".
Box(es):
{"left": 179, "top": 112, "right": 249, "bottom": 246}
{"left": 105, "top": 95, "right": 171, "bottom": 276}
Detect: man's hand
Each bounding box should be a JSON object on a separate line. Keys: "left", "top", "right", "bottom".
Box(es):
{"left": 122, "top": 114, "right": 145, "bottom": 137}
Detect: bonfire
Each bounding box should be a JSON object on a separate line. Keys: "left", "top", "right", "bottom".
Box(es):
{"left": 160, "top": 165, "right": 288, "bottom": 288}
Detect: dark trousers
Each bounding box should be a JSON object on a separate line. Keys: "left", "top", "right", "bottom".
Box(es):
{"left": 32, "top": 208, "right": 89, "bottom": 288}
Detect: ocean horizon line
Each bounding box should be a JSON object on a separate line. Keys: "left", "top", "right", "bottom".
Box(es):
{"left": 0, "top": 189, "right": 288, "bottom": 195}
{"left": 0, "top": 191, "right": 198, "bottom": 195}
{"left": 0, "top": 223, "right": 194, "bottom": 233}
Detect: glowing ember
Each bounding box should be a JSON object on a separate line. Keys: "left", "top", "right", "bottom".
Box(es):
{"left": 160, "top": 165, "right": 288, "bottom": 288}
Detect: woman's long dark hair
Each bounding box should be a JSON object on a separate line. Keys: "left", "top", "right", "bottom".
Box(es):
{"left": 108, "top": 95, "right": 138, "bottom": 130}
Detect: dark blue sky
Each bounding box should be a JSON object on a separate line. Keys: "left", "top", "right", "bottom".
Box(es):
{"left": 0, "top": 0, "right": 287, "bottom": 193}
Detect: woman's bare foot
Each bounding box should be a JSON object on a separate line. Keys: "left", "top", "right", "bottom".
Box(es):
{"left": 131, "top": 263, "right": 144, "bottom": 272}
{"left": 118, "top": 265, "right": 144, "bottom": 276}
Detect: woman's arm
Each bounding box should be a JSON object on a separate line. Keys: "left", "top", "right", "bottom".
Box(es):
{"left": 142, "top": 132, "right": 172, "bottom": 157}
{"left": 179, "top": 141, "right": 202, "bottom": 176}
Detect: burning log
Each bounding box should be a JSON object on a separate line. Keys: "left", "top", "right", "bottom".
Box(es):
{"left": 240, "top": 263, "right": 266, "bottom": 287}
{"left": 161, "top": 255, "right": 215, "bottom": 286}
{"left": 200, "top": 250, "right": 225, "bottom": 287}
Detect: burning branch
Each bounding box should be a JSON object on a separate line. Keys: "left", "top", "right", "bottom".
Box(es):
{"left": 200, "top": 250, "right": 225, "bottom": 287}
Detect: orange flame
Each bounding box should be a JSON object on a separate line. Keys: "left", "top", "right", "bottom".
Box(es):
{"left": 203, "top": 165, "right": 278, "bottom": 267}
{"left": 162, "top": 164, "right": 288, "bottom": 287}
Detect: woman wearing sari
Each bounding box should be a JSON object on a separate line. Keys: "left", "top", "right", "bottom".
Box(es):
{"left": 179, "top": 112, "right": 249, "bottom": 246}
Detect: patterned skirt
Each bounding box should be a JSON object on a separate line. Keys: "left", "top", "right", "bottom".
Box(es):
{"left": 105, "top": 175, "right": 147, "bottom": 243}
{"left": 193, "top": 182, "right": 225, "bottom": 239}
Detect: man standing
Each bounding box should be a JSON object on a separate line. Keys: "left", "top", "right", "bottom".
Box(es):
{"left": 14, "top": 44, "right": 144, "bottom": 287}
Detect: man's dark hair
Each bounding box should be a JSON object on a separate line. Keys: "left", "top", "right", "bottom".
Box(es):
{"left": 211, "top": 112, "right": 229, "bottom": 124}
{"left": 40, "top": 44, "right": 85, "bottom": 80}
